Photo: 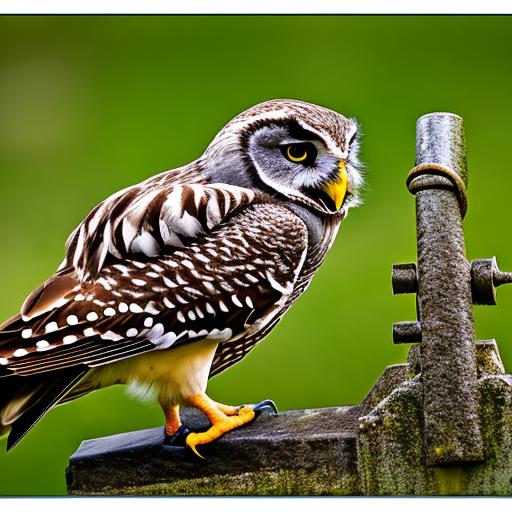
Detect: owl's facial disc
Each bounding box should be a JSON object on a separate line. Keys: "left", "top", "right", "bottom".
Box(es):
{"left": 246, "top": 122, "right": 354, "bottom": 215}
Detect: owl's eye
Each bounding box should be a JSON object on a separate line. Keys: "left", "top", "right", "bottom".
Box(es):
{"left": 281, "top": 142, "right": 317, "bottom": 166}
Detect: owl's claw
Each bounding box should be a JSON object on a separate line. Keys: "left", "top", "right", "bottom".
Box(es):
{"left": 181, "top": 394, "right": 278, "bottom": 459}
{"left": 185, "top": 405, "right": 256, "bottom": 458}
{"left": 252, "top": 399, "right": 278, "bottom": 416}
{"left": 163, "top": 425, "right": 191, "bottom": 446}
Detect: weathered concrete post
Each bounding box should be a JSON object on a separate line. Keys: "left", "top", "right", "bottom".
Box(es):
{"left": 357, "top": 112, "right": 512, "bottom": 495}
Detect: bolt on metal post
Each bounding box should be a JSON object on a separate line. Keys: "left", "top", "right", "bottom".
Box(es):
{"left": 396, "top": 113, "right": 484, "bottom": 465}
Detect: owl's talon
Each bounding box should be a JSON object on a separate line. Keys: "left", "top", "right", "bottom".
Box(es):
{"left": 186, "top": 433, "right": 207, "bottom": 459}
{"left": 252, "top": 399, "right": 278, "bottom": 416}
{"left": 164, "top": 425, "right": 191, "bottom": 446}
{"left": 182, "top": 401, "right": 256, "bottom": 458}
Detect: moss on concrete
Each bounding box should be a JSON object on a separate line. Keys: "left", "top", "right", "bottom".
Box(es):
{"left": 357, "top": 343, "right": 512, "bottom": 495}
{"left": 70, "top": 467, "right": 360, "bottom": 496}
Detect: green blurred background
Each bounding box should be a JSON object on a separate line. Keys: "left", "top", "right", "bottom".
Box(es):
{"left": 1, "top": 15, "right": 512, "bottom": 495}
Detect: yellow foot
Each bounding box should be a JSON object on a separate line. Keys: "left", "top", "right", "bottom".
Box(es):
{"left": 214, "top": 401, "right": 243, "bottom": 416}
{"left": 184, "top": 393, "right": 258, "bottom": 458}
{"left": 186, "top": 405, "right": 255, "bottom": 458}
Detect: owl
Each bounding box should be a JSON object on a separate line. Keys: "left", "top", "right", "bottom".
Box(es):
{"left": 0, "top": 99, "right": 362, "bottom": 456}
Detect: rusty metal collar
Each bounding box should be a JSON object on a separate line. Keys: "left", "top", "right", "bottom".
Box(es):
{"left": 406, "top": 162, "right": 469, "bottom": 218}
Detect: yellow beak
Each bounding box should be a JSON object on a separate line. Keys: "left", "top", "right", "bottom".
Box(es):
{"left": 323, "top": 160, "right": 349, "bottom": 210}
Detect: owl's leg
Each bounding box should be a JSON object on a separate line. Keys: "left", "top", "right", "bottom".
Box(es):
{"left": 163, "top": 404, "right": 181, "bottom": 435}
{"left": 184, "top": 393, "right": 256, "bottom": 458}
{"left": 162, "top": 404, "right": 191, "bottom": 445}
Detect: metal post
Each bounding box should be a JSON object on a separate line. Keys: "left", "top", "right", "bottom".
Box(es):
{"left": 408, "top": 113, "right": 484, "bottom": 465}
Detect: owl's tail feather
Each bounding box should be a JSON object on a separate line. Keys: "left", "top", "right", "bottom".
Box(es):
{"left": 0, "top": 367, "right": 88, "bottom": 450}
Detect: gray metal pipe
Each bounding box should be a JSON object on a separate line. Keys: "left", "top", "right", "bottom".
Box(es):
{"left": 409, "top": 113, "right": 484, "bottom": 465}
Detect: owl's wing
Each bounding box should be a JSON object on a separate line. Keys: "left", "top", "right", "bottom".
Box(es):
{"left": 0, "top": 204, "right": 309, "bottom": 378}
{"left": 62, "top": 180, "right": 256, "bottom": 281}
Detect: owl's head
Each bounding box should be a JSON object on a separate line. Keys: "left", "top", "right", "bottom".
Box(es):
{"left": 204, "top": 99, "right": 363, "bottom": 217}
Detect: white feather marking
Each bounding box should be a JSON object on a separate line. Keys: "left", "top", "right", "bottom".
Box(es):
{"left": 163, "top": 232, "right": 185, "bottom": 248}
{"left": 63, "top": 335, "right": 78, "bottom": 345}
{"left": 145, "top": 301, "right": 160, "bottom": 314}
{"left": 176, "top": 211, "right": 204, "bottom": 238}
{"left": 21, "top": 328, "right": 32, "bottom": 339}
{"left": 113, "top": 264, "right": 130, "bottom": 275}
{"left": 205, "top": 194, "right": 222, "bottom": 228}
{"left": 101, "top": 330, "right": 123, "bottom": 341}
{"left": 130, "top": 231, "right": 160, "bottom": 257}
{"left": 182, "top": 259, "right": 194, "bottom": 270}
{"left": 84, "top": 327, "right": 96, "bottom": 337}
{"left": 194, "top": 253, "right": 210, "bottom": 264}
{"left": 218, "top": 300, "right": 229, "bottom": 313}
{"left": 206, "top": 327, "right": 232, "bottom": 341}
{"left": 13, "top": 349, "right": 28, "bottom": 357}
{"left": 36, "top": 340, "right": 50, "bottom": 349}
{"left": 187, "top": 310, "right": 196, "bottom": 321}
{"left": 220, "top": 281, "right": 235, "bottom": 292}
{"left": 176, "top": 275, "right": 188, "bottom": 286}
{"left": 163, "top": 276, "right": 178, "bottom": 288}
{"left": 203, "top": 282, "right": 217, "bottom": 294}
{"left": 96, "top": 221, "right": 112, "bottom": 273}
{"left": 104, "top": 307, "right": 116, "bottom": 317}
{"left": 45, "top": 322, "right": 58, "bottom": 333}
{"left": 121, "top": 217, "right": 139, "bottom": 253}
{"left": 132, "top": 278, "right": 147, "bottom": 287}
{"left": 147, "top": 323, "right": 164, "bottom": 342}
{"left": 72, "top": 225, "right": 86, "bottom": 269}
{"left": 266, "top": 271, "right": 293, "bottom": 294}
{"left": 190, "top": 184, "right": 204, "bottom": 209}
{"left": 74, "top": 294, "right": 86, "bottom": 301}
{"left": 0, "top": 358, "right": 8, "bottom": 365}
{"left": 231, "top": 295, "right": 243, "bottom": 308}
{"left": 144, "top": 317, "right": 154, "bottom": 328}
{"left": 163, "top": 297, "right": 175, "bottom": 309}
{"left": 66, "top": 315, "right": 79, "bottom": 326}
{"left": 224, "top": 239, "right": 238, "bottom": 249}
{"left": 177, "top": 311, "right": 186, "bottom": 323}
{"left": 245, "top": 273, "right": 259, "bottom": 283}
{"left": 205, "top": 302, "right": 216, "bottom": 315}
{"left": 126, "top": 328, "right": 138, "bottom": 337}
{"left": 245, "top": 296, "right": 254, "bottom": 309}
{"left": 154, "top": 331, "right": 178, "bottom": 349}
{"left": 86, "top": 312, "right": 99, "bottom": 321}
{"left": 233, "top": 277, "right": 248, "bottom": 287}
{"left": 159, "top": 219, "right": 170, "bottom": 243}
{"left": 97, "top": 277, "right": 112, "bottom": 291}
{"left": 129, "top": 303, "right": 143, "bottom": 313}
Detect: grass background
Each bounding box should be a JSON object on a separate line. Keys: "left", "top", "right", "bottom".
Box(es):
{"left": 1, "top": 15, "right": 512, "bottom": 494}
